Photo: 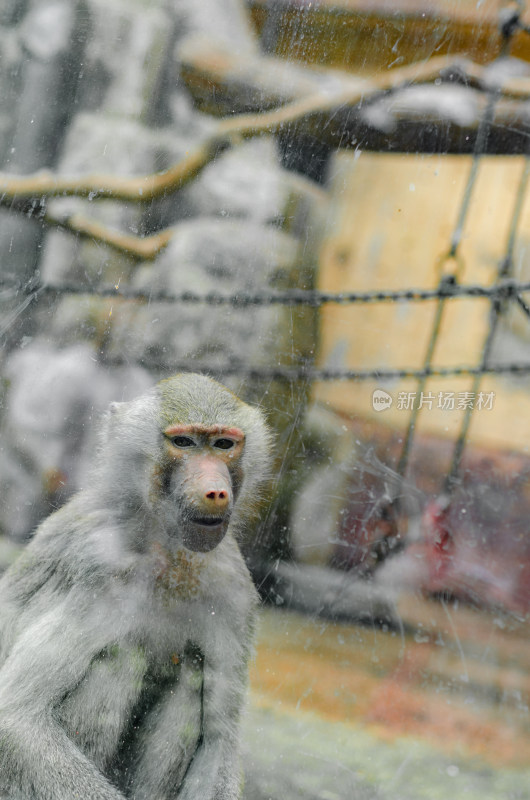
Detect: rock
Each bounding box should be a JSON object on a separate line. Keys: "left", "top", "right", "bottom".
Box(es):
{"left": 254, "top": 560, "right": 398, "bottom": 627}
{"left": 105, "top": 218, "right": 299, "bottom": 368}
{"left": 0, "top": 0, "right": 322, "bottom": 554}
{"left": 0, "top": 0, "right": 86, "bottom": 284}
{"left": 0, "top": 340, "right": 151, "bottom": 538}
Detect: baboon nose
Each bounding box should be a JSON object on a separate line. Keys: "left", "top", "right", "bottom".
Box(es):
{"left": 205, "top": 488, "right": 230, "bottom": 510}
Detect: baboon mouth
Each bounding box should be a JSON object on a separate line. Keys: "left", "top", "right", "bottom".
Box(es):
{"left": 192, "top": 517, "right": 225, "bottom": 527}
{"left": 183, "top": 515, "right": 230, "bottom": 552}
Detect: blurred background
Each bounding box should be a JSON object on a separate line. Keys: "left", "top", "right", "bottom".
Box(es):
{"left": 0, "top": 0, "right": 529, "bottom": 797}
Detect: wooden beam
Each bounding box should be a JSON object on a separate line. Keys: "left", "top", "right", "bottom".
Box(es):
{"left": 248, "top": 0, "right": 530, "bottom": 73}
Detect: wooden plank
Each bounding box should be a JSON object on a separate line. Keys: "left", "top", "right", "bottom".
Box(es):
{"left": 314, "top": 151, "right": 530, "bottom": 453}
{"left": 249, "top": 0, "right": 530, "bottom": 72}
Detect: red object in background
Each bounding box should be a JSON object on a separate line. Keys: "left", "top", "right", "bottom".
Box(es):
{"left": 328, "top": 420, "right": 530, "bottom": 615}
{"left": 415, "top": 493, "right": 530, "bottom": 614}
{"left": 422, "top": 495, "right": 456, "bottom": 586}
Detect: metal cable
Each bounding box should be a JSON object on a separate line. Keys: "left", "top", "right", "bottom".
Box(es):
{"left": 446, "top": 156, "right": 530, "bottom": 489}
{"left": 4, "top": 278, "right": 530, "bottom": 307}
{"left": 99, "top": 361, "right": 530, "bottom": 381}
{"left": 397, "top": 81, "right": 497, "bottom": 477}
{"left": 441, "top": 7, "right": 529, "bottom": 489}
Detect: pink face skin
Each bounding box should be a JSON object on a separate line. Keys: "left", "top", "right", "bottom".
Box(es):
{"left": 162, "top": 424, "right": 245, "bottom": 552}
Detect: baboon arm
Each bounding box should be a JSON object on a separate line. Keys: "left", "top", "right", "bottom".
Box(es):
{"left": 177, "top": 619, "right": 252, "bottom": 800}
{"left": 0, "top": 600, "right": 127, "bottom": 800}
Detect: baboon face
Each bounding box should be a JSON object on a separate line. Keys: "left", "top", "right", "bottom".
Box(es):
{"left": 153, "top": 423, "right": 245, "bottom": 552}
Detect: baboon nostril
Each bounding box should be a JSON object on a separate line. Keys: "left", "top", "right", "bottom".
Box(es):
{"left": 206, "top": 489, "right": 228, "bottom": 503}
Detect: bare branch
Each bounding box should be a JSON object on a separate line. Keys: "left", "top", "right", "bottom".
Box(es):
{"left": 183, "top": 42, "right": 530, "bottom": 153}
{"left": 0, "top": 51, "right": 527, "bottom": 262}
{"left": 0, "top": 136, "right": 230, "bottom": 204}
{"left": 0, "top": 54, "right": 503, "bottom": 209}
{"left": 217, "top": 54, "right": 465, "bottom": 137}
{"left": 45, "top": 211, "right": 174, "bottom": 260}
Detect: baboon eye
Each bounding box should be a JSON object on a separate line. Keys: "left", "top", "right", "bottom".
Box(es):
{"left": 213, "top": 438, "right": 235, "bottom": 450}
{"left": 171, "top": 436, "right": 196, "bottom": 448}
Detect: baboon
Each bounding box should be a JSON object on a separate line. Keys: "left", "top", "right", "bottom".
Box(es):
{"left": 0, "top": 373, "right": 271, "bottom": 800}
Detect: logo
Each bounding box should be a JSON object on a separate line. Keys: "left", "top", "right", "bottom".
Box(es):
{"left": 372, "top": 389, "right": 393, "bottom": 412}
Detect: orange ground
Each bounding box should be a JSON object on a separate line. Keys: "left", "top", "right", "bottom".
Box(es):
{"left": 250, "top": 597, "right": 530, "bottom": 768}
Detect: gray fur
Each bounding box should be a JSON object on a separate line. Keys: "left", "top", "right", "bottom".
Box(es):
{"left": 0, "top": 373, "right": 272, "bottom": 800}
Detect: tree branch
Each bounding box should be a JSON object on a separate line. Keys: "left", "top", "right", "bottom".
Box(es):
{"left": 0, "top": 52, "right": 527, "bottom": 257}
{"left": 45, "top": 211, "right": 174, "bottom": 260}
{"left": 0, "top": 54, "right": 511, "bottom": 209}
{"left": 0, "top": 136, "right": 230, "bottom": 204}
